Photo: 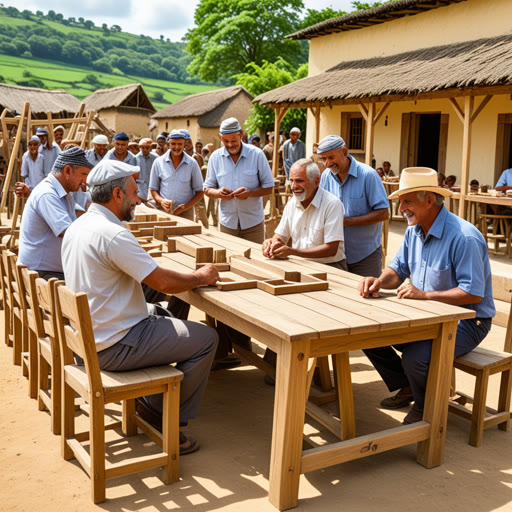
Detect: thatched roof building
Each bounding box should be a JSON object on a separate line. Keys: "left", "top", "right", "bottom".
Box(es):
{"left": 0, "top": 83, "right": 80, "bottom": 117}
{"left": 81, "top": 83, "right": 155, "bottom": 138}
{"left": 254, "top": 34, "right": 512, "bottom": 106}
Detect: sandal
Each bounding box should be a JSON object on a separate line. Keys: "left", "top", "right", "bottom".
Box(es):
{"left": 180, "top": 432, "right": 200, "bottom": 455}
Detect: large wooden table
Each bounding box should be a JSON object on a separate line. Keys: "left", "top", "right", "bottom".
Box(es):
{"left": 141, "top": 212, "right": 474, "bottom": 510}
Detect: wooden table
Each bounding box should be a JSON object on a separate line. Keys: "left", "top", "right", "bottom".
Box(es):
{"left": 450, "top": 191, "right": 512, "bottom": 222}
{"left": 138, "top": 210, "right": 474, "bottom": 510}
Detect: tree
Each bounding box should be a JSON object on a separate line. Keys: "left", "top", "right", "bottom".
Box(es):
{"left": 21, "top": 9, "right": 32, "bottom": 20}
{"left": 185, "top": 0, "right": 304, "bottom": 83}
{"left": 110, "top": 24, "right": 122, "bottom": 33}
{"left": 84, "top": 20, "right": 94, "bottom": 30}
{"left": 299, "top": 7, "right": 347, "bottom": 29}
{"left": 47, "top": 10, "right": 56, "bottom": 20}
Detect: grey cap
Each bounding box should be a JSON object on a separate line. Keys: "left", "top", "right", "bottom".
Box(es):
{"left": 168, "top": 129, "right": 185, "bottom": 140}
{"left": 181, "top": 129, "right": 192, "bottom": 141}
{"left": 220, "top": 117, "right": 242, "bottom": 135}
{"left": 29, "top": 135, "right": 41, "bottom": 145}
{"left": 87, "top": 160, "right": 140, "bottom": 187}
{"left": 53, "top": 147, "right": 94, "bottom": 170}
{"left": 317, "top": 135, "right": 346, "bottom": 154}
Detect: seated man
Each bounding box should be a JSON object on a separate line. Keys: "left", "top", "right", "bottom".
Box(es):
{"left": 382, "top": 161, "right": 395, "bottom": 177}
{"left": 62, "top": 160, "right": 219, "bottom": 454}
{"left": 263, "top": 158, "right": 347, "bottom": 270}
{"left": 21, "top": 136, "right": 45, "bottom": 190}
{"left": 359, "top": 167, "right": 495, "bottom": 424}
{"left": 495, "top": 167, "right": 512, "bottom": 191}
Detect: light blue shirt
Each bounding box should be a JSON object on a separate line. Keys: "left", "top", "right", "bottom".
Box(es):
{"left": 105, "top": 148, "right": 137, "bottom": 166}
{"left": 19, "top": 174, "right": 77, "bottom": 272}
{"left": 283, "top": 139, "right": 305, "bottom": 177}
{"left": 38, "top": 141, "right": 61, "bottom": 175}
{"left": 320, "top": 155, "right": 389, "bottom": 264}
{"left": 390, "top": 206, "right": 495, "bottom": 319}
{"left": 135, "top": 151, "right": 157, "bottom": 200}
{"left": 204, "top": 142, "right": 274, "bottom": 230}
{"left": 21, "top": 151, "right": 45, "bottom": 190}
{"left": 85, "top": 148, "right": 104, "bottom": 167}
{"left": 149, "top": 150, "right": 203, "bottom": 206}
{"left": 496, "top": 168, "right": 512, "bottom": 187}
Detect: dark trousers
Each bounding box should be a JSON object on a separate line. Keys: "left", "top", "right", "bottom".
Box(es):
{"left": 142, "top": 283, "right": 190, "bottom": 320}
{"left": 347, "top": 246, "right": 382, "bottom": 278}
{"left": 363, "top": 318, "right": 491, "bottom": 410}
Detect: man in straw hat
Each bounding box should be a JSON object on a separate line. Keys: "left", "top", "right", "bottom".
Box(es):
{"left": 18, "top": 147, "right": 95, "bottom": 280}
{"left": 317, "top": 135, "right": 389, "bottom": 277}
{"left": 359, "top": 167, "right": 495, "bottom": 424}
{"left": 62, "top": 159, "right": 219, "bottom": 454}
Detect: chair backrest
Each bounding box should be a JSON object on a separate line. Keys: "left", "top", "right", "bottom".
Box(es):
{"left": 5, "top": 250, "right": 22, "bottom": 312}
{"left": 34, "top": 277, "right": 59, "bottom": 342}
{"left": 54, "top": 283, "right": 103, "bottom": 394}
{"left": 492, "top": 273, "right": 512, "bottom": 353}
{"left": 0, "top": 244, "right": 9, "bottom": 310}
{"left": 18, "top": 267, "right": 44, "bottom": 338}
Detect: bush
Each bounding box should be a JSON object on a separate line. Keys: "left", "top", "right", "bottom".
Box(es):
{"left": 111, "top": 67, "right": 124, "bottom": 76}
{"left": 153, "top": 91, "right": 164, "bottom": 102}
{"left": 92, "top": 57, "right": 112, "bottom": 74}
{"left": 17, "top": 78, "right": 45, "bottom": 88}
{"left": 21, "top": 51, "right": 32, "bottom": 58}
{"left": 22, "top": 70, "right": 32, "bottom": 77}
{"left": 84, "top": 73, "right": 100, "bottom": 85}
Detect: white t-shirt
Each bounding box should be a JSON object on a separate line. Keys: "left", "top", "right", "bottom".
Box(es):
{"left": 275, "top": 187, "right": 345, "bottom": 264}
{"left": 62, "top": 203, "right": 158, "bottom": 351}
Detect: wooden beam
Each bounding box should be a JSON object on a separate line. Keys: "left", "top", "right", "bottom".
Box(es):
{"left": 46, "top": 111, "right": 53, "bottom": 147}
{"left": 373, "top": 101, "right": 390, "bottom": 125}
{"left": 67, "top": 104, "right": 85, "bottom": 140}
{"left": 80, "top": 110, "right": 94, "bottom": 149}
{"left": 1, "top": 109, "right": 11, "bottom": 164}
{"left": 358, "top": 102, "right": 368, "bottom": 122}
{"left": 449, "top": 98, "right": 465, "bottom": 124}
{"left": 364, "top": 102, "right": 375, "bottom": 166}
{"left": 458, "top": 96, "right": 474, "bottom": 219}
{"left": 30, "top": 116, "right": 91, "bottom": 127}
{"left": 470, "top": 95, "right": 492, "bottom": 124}
{"left": 314, "top": 103, "right": 320, "bottom": 143}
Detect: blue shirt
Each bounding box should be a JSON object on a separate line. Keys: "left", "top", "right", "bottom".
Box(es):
{"left": 283, "top": 139, "right": 305, "bottom": 176}
{"left": 21, "top": 151, "right": 45, "bottom": 190}
{"left": 390, "top": 206, "right": 495, "bottom": 319}
{"left": 105, "top": 148, "right": 137, "bottom": 166}
{"left": 135, "top": 151, "right": 157, "bottom": 200}
{"left": 85, "top": 148, "right": 104, "bottom": 167}
{"left": 38, "top": 141, "right": 61, "bottom": 175}
{"left": 19, "top": 174, "right": 77, "bottom": 272}
{"left": 204, "top": 142, "right": 274, "bottom": 230}
{"left": 320, "top": 155, "right": 389, "bottom": 264}
{"left": 149, "top": 150, "right": 203, "bottom": 206}
{"left": 496, "top": 168, "right": 512, "bottom": 187}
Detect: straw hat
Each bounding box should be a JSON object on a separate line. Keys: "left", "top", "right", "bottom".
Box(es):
{"left": 388, "top": 167, "right": 453, "bottom": 200}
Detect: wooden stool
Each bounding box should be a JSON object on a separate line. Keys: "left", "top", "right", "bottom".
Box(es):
{"left": 449, "top": 346, "right": 512, "bottom": 447}
{"left": 55, "top": 283, "right": 184, "bottom": 503}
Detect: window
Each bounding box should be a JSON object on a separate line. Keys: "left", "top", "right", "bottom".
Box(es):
{"left": 340, "top": 112, "right": 365, "bottom": 152}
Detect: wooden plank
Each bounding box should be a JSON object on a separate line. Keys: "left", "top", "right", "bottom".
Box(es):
{"left": 458, "top": 95, "right": 474, "bottom": 219}
{"left": 256, "top": 278, "right": 329, "bottom": 295}
{"left": 154, "top": 224, "right": 202, "bottom": 240}
{"left": 126, "top": 219, "right": 176, "bottom": 230}
{"left": 365, "top": 102, "right": 375, "bottom": 166}
{"left": 196, "top": 262, "right": 230, "bottom": 272}
{"left": 449, "top": 97, "right": 464, "bottom": 124}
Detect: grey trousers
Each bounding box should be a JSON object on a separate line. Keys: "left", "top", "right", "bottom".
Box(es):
{"left": 347, "top": 246, "right": 382, "bottom": 278}
{"left": 97, "top": 304, "right": 218, "bottom": 424}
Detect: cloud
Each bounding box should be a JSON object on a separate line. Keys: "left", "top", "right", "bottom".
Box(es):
{"left": 129, "top": 0, "right": 192, "bottom": 32}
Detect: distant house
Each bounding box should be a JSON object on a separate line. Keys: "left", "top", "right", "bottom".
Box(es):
{"left": 152, "top": 86, "right": 254, "bottom": 148}
{"left": 81, "top": 83, "right": 156, "bottom": 138}
{"left": 0, "top": 83, "right": 80, "bottom": 118}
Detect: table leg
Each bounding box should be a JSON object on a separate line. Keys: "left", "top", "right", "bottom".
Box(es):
{"left": 269, "top": 339, "right": 311, "bottom": 511}
{"left": 417, "top": 320, "right": 457, "bottom": 468}
{"left": 334, "top": 352, "right": 356, "bottom": 440}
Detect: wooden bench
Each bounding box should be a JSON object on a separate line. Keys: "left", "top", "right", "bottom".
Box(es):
{"left": 449, "top": 273, "right": 512, "bottom": 446}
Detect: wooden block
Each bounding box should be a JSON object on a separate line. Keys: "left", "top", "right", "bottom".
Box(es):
{"left": 214, "top": 249, "right": 227, "bottom": 263}
{"left": 196, "top": 246, "right": 214, "bottom": 264}
{"left": 154, "top": 224, "right": 202, "bottom": 240}
{"left": 126, "top": 219, "right": 176, "bottom": 230}
{"left": 216, "top": 278, "right": 258, "bottom": 291}
{"left": 257, "top": 279, "right": 329, "bottom": 295}
{"left": 139, "top": 242, "right": 163, "bottom": 253}
{"left": 148, "top": 250, "right": 162, "bottom": 258}
{"left": 196, "top": 263, "right": 231, "bottom": 272}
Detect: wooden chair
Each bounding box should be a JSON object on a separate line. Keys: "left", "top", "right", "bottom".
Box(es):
{"left": 449, "top": 274, "right": 512, "bottom": 447}
{"left": 478, "top": 213, "right": 512, "bottom": 256}
{"left": 0, "top": 244, "right": 12, "bottom": 348}
{"left": 55, "top": 283, "right": 184, "bottom": 503}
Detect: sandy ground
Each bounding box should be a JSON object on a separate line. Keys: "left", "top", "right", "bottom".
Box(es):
{"left": 2, "top": 220, "right": 512, "bottom": 512}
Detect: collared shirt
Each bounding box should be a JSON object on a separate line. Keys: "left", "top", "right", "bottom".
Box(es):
{"left": 496, "top": 168, "right": 512, "bottom": 187}
{"left": 204, "top": 142, "right": 274, "bottom": 230}
{"left": 62, "top": 203, "right": 158, "bottom": 351}
{"left": 19, "top": 174, "right": 76, "bottom": 272}
{"left": 38, "top": 141, "right": 61, "bottom": 175}
{"left": 85, "top": 148, "right": 104, "bottom": 167}
{"left": 283, "top": 139, "right": 305, "bottom": 176}
{"left": 275, "top": 187, "right": 345, "bottom": 264}
{"left": 390, "top": 206, "right": 495, "bottom": 319}
{"left": 149, "top": 150, "right": 203, "bottom": 205}
{"left": 320, "top": 155, "right": 389, "bottom": 264}
{"left": 105, "top": 148, "right": 137, "bottom": 166}
{"left": 135, "top": 151, "right": 158, "bottom": 200}
{"left": 21, "top": 151, "right": 45, "bottom": 190}
{"left": 70, "top": 189, "right": 91, "bottom": 211}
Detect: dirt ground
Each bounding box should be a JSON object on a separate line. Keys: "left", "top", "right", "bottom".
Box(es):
{"left": 1, "top": 221, "right": 512, "bottom": 512}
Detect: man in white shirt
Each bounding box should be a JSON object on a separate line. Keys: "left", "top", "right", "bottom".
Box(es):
{"left": 21, "top": 136, "right": 45, "bottom": 191}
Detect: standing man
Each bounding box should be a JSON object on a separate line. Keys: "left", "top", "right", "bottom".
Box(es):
{"left": 105, "top": 132, "right": 137, "bottom": 165}
{"left": 359, "top": 167, "right": 494, "bottom": 423}
{"left": 135, "top": 138, "right": 157, "bottom": 203}
{"left": 53, "top": 125, "right": 65, "bottom": 149}
{"left": 204, "top": 117, "right": 274, "bottom": 243}
{"left": 153, "top": 133, "right": 167, "bottom": 156}
{"left": 18, "top": 147, "right": 94, "bottom": 280}
{"left": 283, "top": 127, "right": 305, "bottom": 179}
{"left": 149, "top": 130, "right": 204, "bottom": 220}
{"left": 318, "top": 135, "right": 389, "bottom": 277}
{"left": 85, "top": 134, "right": 109, "bottom": 167}
{"left": 36, "top": 127, "right": 61, "bottom": 175}
{"left": 62, "top": 159, "right": 219, "bottom": 453}
{"left": 21, "top": 136, "right": 45, "bottom": 191}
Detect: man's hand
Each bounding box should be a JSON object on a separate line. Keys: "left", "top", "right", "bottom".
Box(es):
{"left": 173, "top": 204, "right": 187, "bottom": 216}
{"left": 396, "top": 281, "right": 427, "bottom": 300}
{"left": 14, "top": 182, "right": 31, "bottom": 198}
{"left": 232, "top": 187, "right": 250, "bottom": 200}
{"left": 270, "top": 244, "right": 293, "bottom": 259}
{"left": 262, "top": 237, "right": 285, "bottom": 258}
{"left": 262, "top": 238, "right": 272, "bottom": 258}
{"left": 194, "top": 264, "right": 219, "bottom": 286}
{"left": 160, "top": 199, "right": 172, "bottom": 213}
{"left": 359, "top": 277, "right": 382, "bottom": 297}
{"left": 219, "top": 187, "right": 234, "bottom": 200}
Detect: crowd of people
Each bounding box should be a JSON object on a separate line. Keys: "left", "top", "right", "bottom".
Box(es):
{"left": 15, "top": 116, "right": 496, "bottom": 450}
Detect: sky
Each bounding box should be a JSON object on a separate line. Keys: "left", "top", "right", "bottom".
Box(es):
{"left": 9, "top": 0, "right": 355, "bottom": 42}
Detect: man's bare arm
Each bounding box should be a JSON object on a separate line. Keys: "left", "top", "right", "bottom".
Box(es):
{"left": 345, "top": 207, "right": 389, "bottom": 227}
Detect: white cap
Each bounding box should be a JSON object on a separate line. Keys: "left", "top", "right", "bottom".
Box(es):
{"left": 290, "top": 127, "right": 301, "bottom": 134}
{"left": 87, "top": 160, "right": 140, "bottom": 187}
{"left": 92, "top": 134, "right": 109, "bottom": 145}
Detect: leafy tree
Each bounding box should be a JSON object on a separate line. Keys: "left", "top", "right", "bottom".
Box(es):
{"left": 27, "top": 34, "right": 49, "bottom": 57}
{"left": 36, "top": 10, "right": 44, "bottom": 17}
{"left": 299, "top": 7, "right": 347, "bottom": 29}
{"left": 47, "top": 10, "right": 56, "bottom": 20}
{"left": 111, "top": 24, "right": 122, "bottom": 33}
{"left": 0, "top": 41, "right": 18, "bottom": 56}
{"left": 84, "top": 20, "right": 94, "bottom": 30}
{"left": 92, "top": 57, "right": 113, "bottom": 73}
{"left": 185, "top": 0, "right": 304, "bottom": 83}
{"left": 21, "top": 9, "right": 32, "bottom": 20}
{"left": 55, "top": 13, "right": 63, "bottom": 22}
{"left": 153, "top": 91, "right": 165, "bottom": 102}
{"left": 21, "top": 50, "right": 32, "bottom": 58}
{"left": 13, "top": 39, "right": 30, "bottom": 55}
{"left": 78, "top": 17, "right": 84, "bottom": 24}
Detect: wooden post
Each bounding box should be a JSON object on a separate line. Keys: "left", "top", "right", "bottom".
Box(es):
{"left": 458, "top": 96, "right": 474, "bottom": 219}
{"left": 67, "top": 104, "right": 85, "bottom": 140}
{"left": 80, "top": 111, "right": 94, "bottom": 149}
{"left": 272, "top": 105, "right": 288, "bottom": 178}
{"left": 1, "top": 109, "right": 11, "bottom": 164}
{"left": 365, "top": 102, "right": 375, "bottom": 166}
{"left": 46, "top": 111, "right": 53, "bottom": 147}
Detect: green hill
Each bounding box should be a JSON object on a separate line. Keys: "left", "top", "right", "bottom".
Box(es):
{"left": 0, "top": 9, "right": 220, "bottom": 110}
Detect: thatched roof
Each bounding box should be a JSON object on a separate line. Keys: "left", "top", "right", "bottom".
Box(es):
{"left": 152, "top": 86, "right": 253, "bottom": 125}
{"left": 288, "top": 0, "right": 465, "bottom": 40}
{"left": 0, "top": 83, "right": 80, "bottom": 116}
{"left": 82, "top": 83, "right": 155, "bottom": 113}
{"left": 254, "top": 34, "right": 512, "bottom": 107}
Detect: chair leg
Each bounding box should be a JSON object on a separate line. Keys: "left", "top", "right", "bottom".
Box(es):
{"left": 4, "top": 304, "right": 11, "bottom": 346}
{"left": 28, "top": 330, "right": 38, "bottom": 399}
{"left": 469, "top": 369, "right": 489, "bottom": 447}
{"left": 122, "top": 399, "right": 137, "bottom": 436}
{"left": 12, "top": 314, "right": 22, "bottom": 366}
{"left": 163, "top": 383, "right": 180, "bottom": 485}
{"left": 497, "top": 368, "right": 512, "bottom": 433}
{"left": 334, "top": 352, "right": 356, "bottom": 440}
{"left": 313, "top": 356, "right": 332, "bottom": 392}
{"left": 38, "top": 351, "right": 50, "bottom": 411}
{"left": 51, "top": 355, "right": 61, "bottom": 436}
{"left": 90, "top": 400, "right": 106, "bottom": 504}
{"left": 61, "top": 380, "right": 75, "bottom": 460}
